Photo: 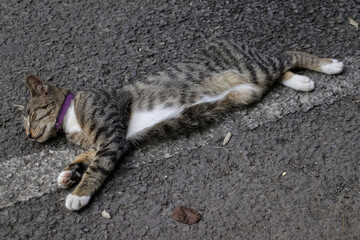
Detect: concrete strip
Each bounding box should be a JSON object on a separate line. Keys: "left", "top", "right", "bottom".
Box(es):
{"left": 1, "top": 57, "right": 358, "bottom": 209}
{"left": 0, "top": 150, "right": 77, "bottom": 209}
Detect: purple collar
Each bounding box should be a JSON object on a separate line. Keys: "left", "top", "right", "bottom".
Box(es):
{"left": 55, "top": 93, "right": 75, "bottom": 131}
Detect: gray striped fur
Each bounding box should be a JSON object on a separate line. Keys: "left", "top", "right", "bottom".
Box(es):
{"left": 23, "top": 40, "right": 340, "bottom": 210}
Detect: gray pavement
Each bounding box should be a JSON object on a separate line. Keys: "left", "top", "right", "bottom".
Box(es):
{"left": 0, "top": 0, "right": 359, "bottom": 239}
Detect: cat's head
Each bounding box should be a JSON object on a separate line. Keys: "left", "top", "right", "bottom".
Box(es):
{"left": 24, "top": 75, "right": 67, "bottom": 142}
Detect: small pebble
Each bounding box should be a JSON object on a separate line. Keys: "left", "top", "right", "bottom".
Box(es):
{"left": 102, "top": 210, "right": 111, "bottom": 219}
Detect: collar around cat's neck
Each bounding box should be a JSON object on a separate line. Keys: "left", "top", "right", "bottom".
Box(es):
{"left": 55, "top": 93, "right": 75, "bottom": 131}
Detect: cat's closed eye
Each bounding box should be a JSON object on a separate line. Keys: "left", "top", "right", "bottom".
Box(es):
{"left": 24, "top": 104, "right": 58, "bottom": 142}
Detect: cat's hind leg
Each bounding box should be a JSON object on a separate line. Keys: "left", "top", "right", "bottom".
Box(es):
{"left": 320, "top": 59, "right": 344, "bottom": 75}
{"left": 285, "top": 51, "right": 344, "bottom": 75}
{"left": 281, "top": 71, "right": 315, "bottom": 92}
{"left": 57, "top": 149, "right": 96, "bottom": 188}
{"left": 214, "top": 82, "right": 264, "bottom": 108}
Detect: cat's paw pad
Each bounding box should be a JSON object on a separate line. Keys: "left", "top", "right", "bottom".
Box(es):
{"left": 57, "top": 170, "right": 75, "bottom": 188}
{"left": 321, "top": 59, "right": 344, "bottom": 74}
{"left": 65, "top": 193, "right": 91, "bottom": 211}
{"left": 283, "top": 75, "right": 315, "bottom": 92}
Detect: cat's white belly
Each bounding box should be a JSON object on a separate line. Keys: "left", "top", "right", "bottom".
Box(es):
{"left": 126, "top": 84, "right": 254, "bottom": 138}
{"left": 126, "top": 106, "right": 185, "bottom": 139}
{"left": 63, "top": 102, "right": 82, "bottom": 133}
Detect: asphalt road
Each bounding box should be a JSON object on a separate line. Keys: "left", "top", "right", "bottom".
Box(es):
{"left": 0, "top": 0, "right": 359, "bottom": 239}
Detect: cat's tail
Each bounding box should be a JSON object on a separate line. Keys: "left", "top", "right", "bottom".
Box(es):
{"left": 284, "top": 51, "right": 344, "bottom": 75}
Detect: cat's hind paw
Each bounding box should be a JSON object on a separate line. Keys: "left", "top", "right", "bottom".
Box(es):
{"left": 65, "top": 193, "right": 91, "bottom": 211}
{"left": 282, "top": 74, "right": 315, "bottom": 92}
{"left": 321, "top": 59, "right": 344, "bottom": 75}
{"left": 57, "top": 170, "right": 76, "bottom": 188}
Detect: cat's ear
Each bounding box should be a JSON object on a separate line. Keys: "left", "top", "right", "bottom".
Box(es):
{"left": 25, "top": 75, "right": 49, "bottom": 97}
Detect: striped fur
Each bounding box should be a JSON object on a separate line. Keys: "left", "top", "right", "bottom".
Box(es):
{"left": 23, "top": 40, "right": 344, "bottom": 210}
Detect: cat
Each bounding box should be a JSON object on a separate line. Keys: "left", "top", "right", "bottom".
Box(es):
{"left": 23, "top": 40, "right": 344, "bottom": 211}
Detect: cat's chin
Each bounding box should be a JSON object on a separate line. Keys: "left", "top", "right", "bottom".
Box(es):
{"left": 37, "top": 135, "right": 55, "bottom": 143}
{"left": 36, "top": 130, "right": 57, "bottom": 143}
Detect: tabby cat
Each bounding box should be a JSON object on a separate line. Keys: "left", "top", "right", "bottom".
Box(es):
{"left": 23, "top": 40, "right": 344, "bottom": 211}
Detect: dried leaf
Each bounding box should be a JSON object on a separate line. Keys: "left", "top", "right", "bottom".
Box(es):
{"left": 172, "top": 206, "right": 201, "bottom": 225}
{"left": 222, "top": 132, "right": 232, "bottom": 146}
{"left": 13, "top": 104, "right": 25, "bottom": 111}
{"left": 102, "top": 210, "right": 111, "bottom": 219}
{"left": 349, "top": 17, "right": 358, "bottom": 28}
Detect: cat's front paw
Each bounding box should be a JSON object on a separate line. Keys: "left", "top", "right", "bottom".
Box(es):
{"left": 57, "top": 170, "right": 76, "bottom": 188}
{"left": 65, "top": 193, "right": 91, "bottom": 211}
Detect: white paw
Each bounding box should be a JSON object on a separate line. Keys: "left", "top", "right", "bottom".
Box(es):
{"left": 282, "top": 74, "right": 315, "bottom": 92}
{"left": 321, "top": 59, "right": 344, "bottom": 74}
{"left": 65, "top": 193, "right": 91, "bottom": 211}
{"left": 57, "top": 170, "right": 75, "bottom": 188}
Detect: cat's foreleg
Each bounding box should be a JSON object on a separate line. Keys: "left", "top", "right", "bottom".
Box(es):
{"left": 65, "top": 135, "right": 129, "bottom": 211}
{"left": 66, "top": 131, "right": 95, "bottom": 150}
{"left": 57, "top": 149, "right": 96, "bottom": 188}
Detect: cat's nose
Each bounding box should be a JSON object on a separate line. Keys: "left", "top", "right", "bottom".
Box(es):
{"left": 27, "top": 132, "right": 33, "bottom": 139}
